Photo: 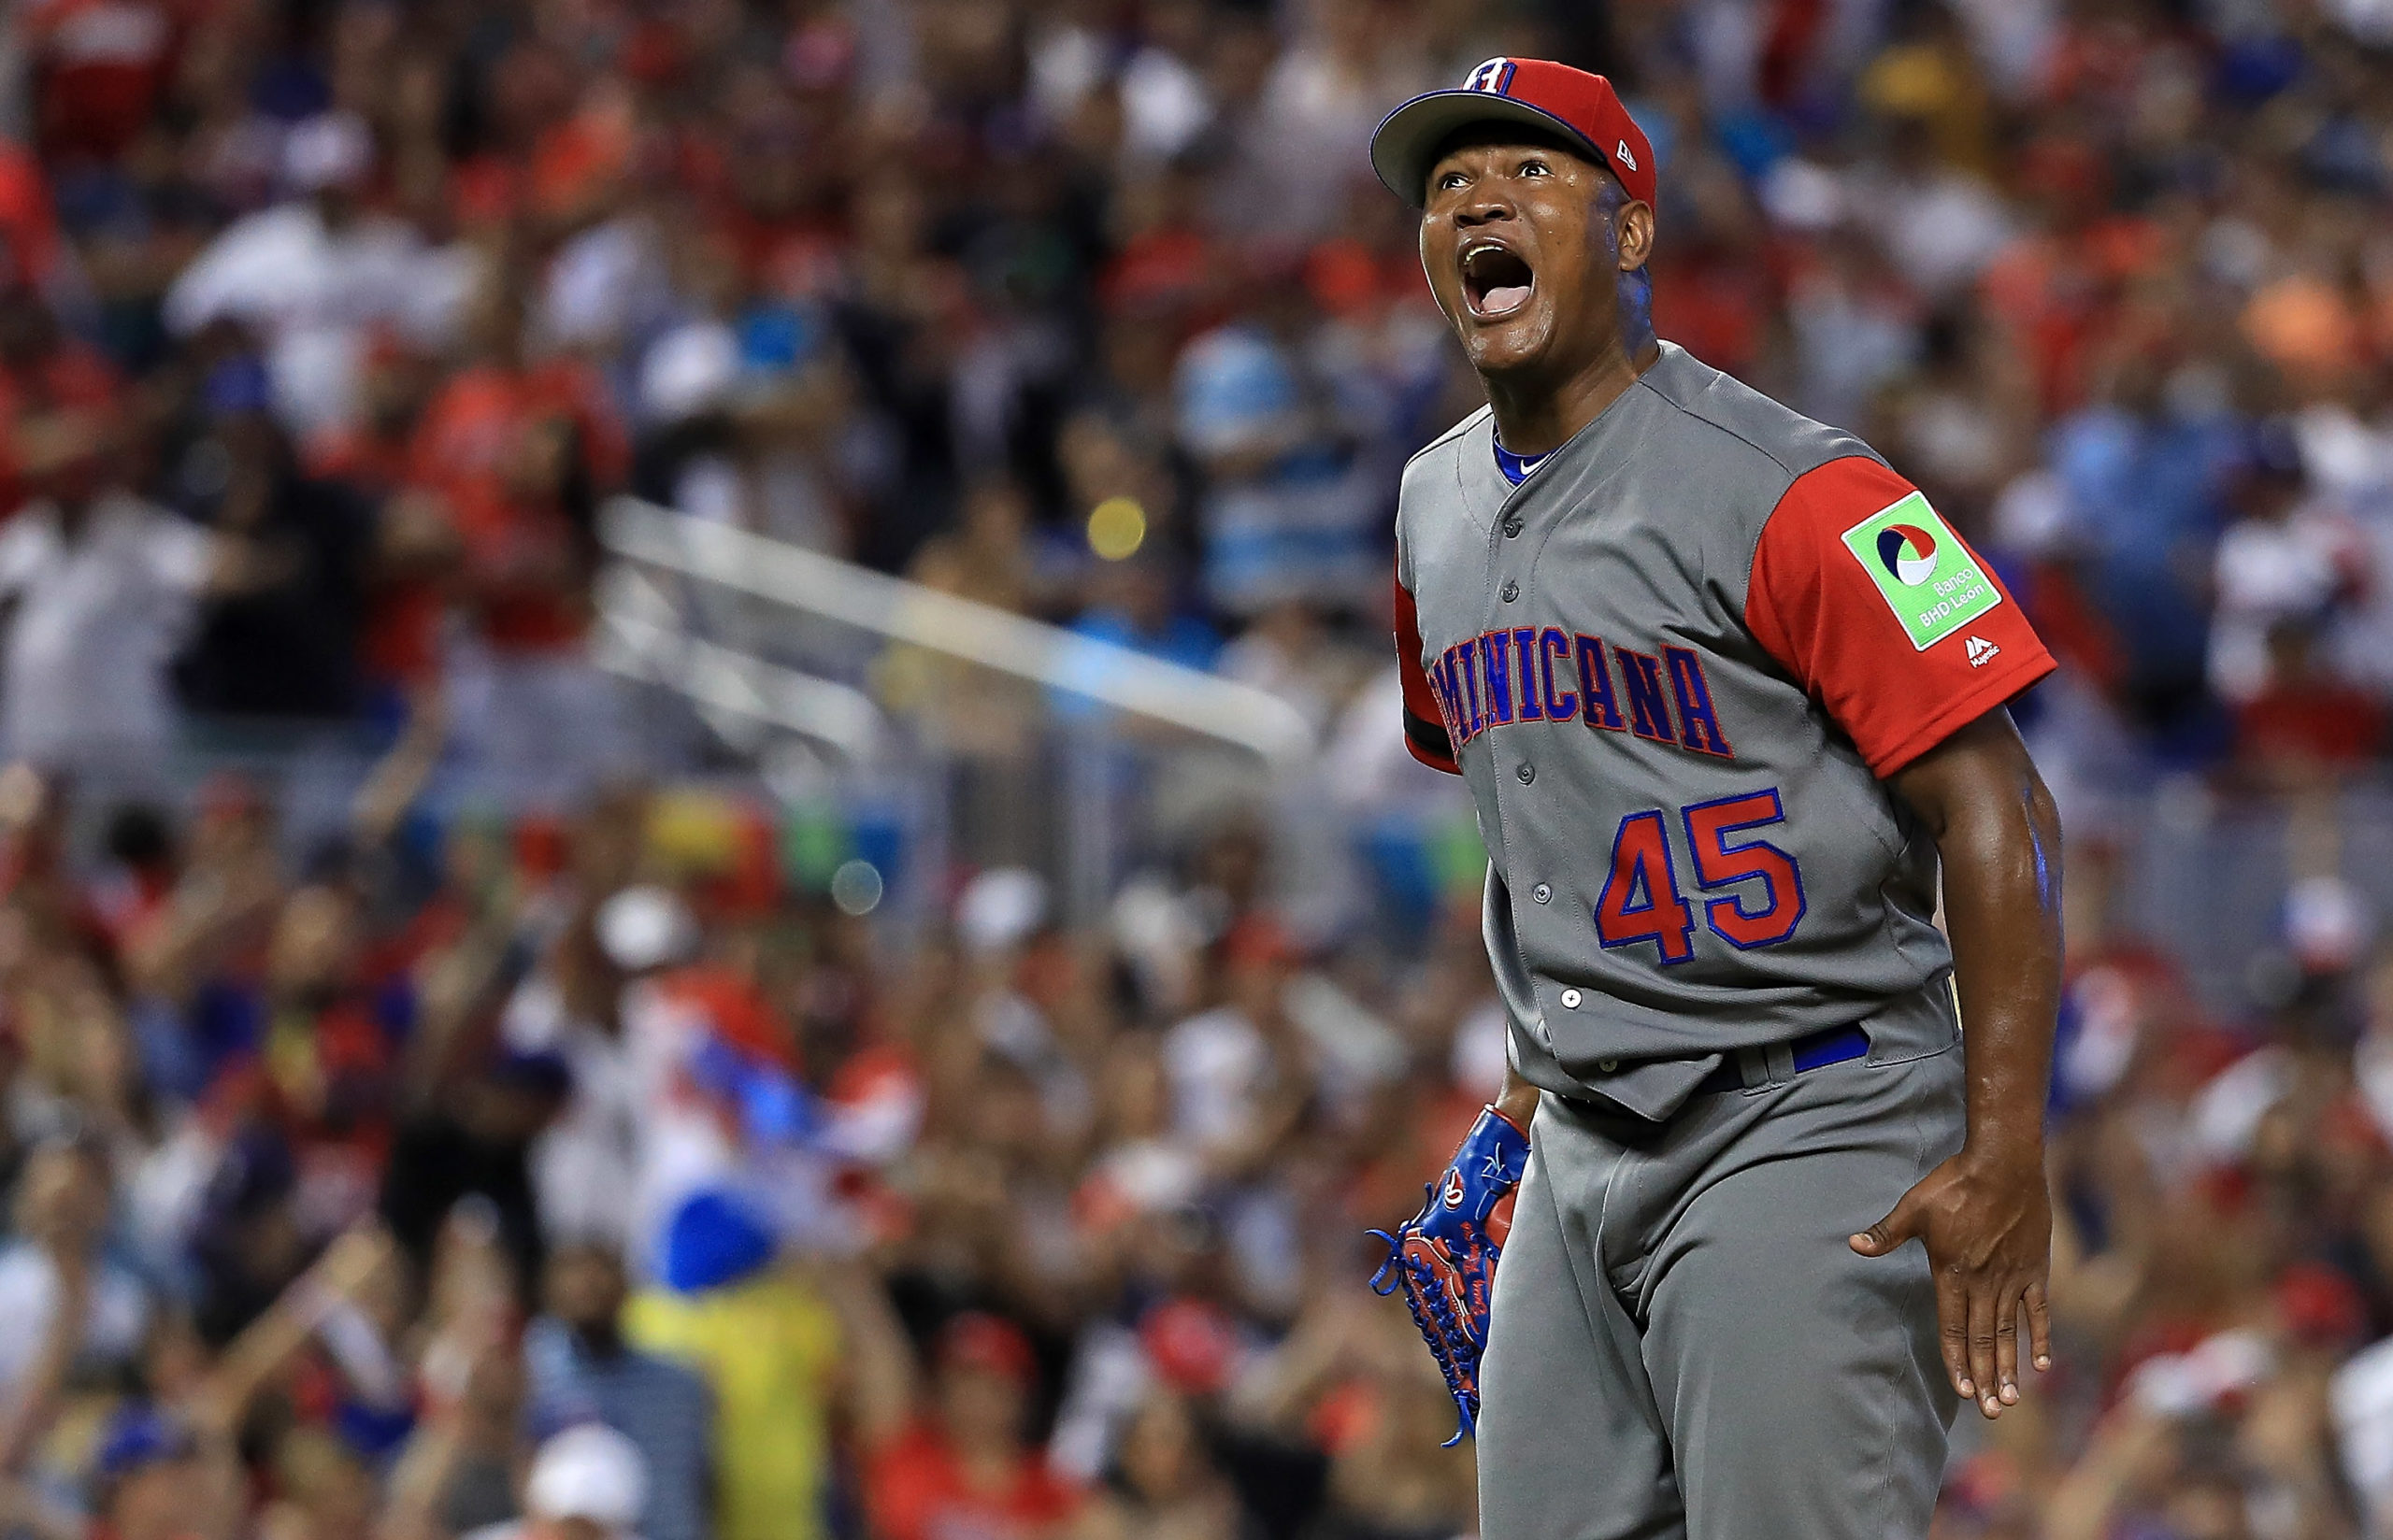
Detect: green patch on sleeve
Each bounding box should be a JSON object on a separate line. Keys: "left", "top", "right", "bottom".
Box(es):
{"left": 1838, "top": 492, "right": 2003, "bottom": 651}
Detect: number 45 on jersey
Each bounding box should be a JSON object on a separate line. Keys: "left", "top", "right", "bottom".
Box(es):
{"left": 1595, "top": 789, "right": 1806, "bottom": 963}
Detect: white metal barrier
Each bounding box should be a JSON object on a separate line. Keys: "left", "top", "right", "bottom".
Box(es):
{"left": 595, "top": 497, "right": 1313, "bottom": 768}
{"left": 593, "top": 497, "right": 1328, "bottom": 926}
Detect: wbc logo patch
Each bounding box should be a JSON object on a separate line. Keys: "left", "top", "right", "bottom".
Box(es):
{"left": 1840, "top": 492, "right": 2001, "bottom": 651}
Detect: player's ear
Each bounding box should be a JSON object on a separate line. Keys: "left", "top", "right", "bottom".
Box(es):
{"left": 1615, "top": 198, "right": 1655, "bottom": 274}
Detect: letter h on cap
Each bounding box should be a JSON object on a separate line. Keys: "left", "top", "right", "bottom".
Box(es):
{"left": 1464, "top": 57, "right": 1517, "bottom": 95}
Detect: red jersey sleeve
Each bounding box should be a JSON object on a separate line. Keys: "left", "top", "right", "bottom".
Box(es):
{"left": 1394, "top": 574, "right": 1461, "bottom": 775}
{"left": 1745, "top": 456, "right": 2056, "bottom": 778}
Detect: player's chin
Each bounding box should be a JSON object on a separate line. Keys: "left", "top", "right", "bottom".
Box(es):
{"left": 1461, "top": 308, "right": 1558, "bottom": 375}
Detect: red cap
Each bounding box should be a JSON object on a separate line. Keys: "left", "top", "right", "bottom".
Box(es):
{"left": 1370, "top": 59, "right": 1655, "bottom": 212}
{"left": 1139, "top": 1297, "right": 1239, "bottom": 1395}
{"left": 936, "top": 1311, "right": 1037, "bottom": 1383}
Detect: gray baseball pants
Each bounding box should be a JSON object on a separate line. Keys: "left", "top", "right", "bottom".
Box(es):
{"left": 1477, "top": 1018, "right": 1967, "bottom": 1540}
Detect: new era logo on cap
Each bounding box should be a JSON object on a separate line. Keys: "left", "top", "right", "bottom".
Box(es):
{"left": 1369, "top": 58, "right": 1659, "bottom": 211}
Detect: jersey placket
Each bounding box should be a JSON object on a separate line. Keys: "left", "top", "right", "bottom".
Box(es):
{"left": 1477, "top": 462, "right": 1573, "bottom": 1055}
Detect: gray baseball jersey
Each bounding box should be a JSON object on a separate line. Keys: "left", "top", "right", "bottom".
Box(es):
{"left": 1394, "top": 341, "right": 2054, "bottom": 1119}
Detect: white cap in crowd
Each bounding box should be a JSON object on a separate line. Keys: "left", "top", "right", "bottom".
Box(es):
{"left": 282, "top": 112, "right": 374, "bottom": 194}
{"left": 525, "top": 1423, "right": 648, "bottom": 1535}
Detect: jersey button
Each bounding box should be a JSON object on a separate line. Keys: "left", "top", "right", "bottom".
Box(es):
{"left": 1515, "top": 763, "right": 1534, "bottom": 783}
{"left": 1532, "top": 883, "right": 1552, "bottom": 904}
{"left": 1502, "top": 519, "right": 1524, "bottom": 538}
{"left": 1499, "top": 579, "right": 1520, "bottom": 602}
{"left": 1559, "top": 988, "right": 1583, "bottom": 1008}
{"left": 1598, "top": 1057, "right": 1619, "bottom": 1072}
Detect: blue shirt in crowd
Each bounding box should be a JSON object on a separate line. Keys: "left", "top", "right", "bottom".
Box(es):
{"left": 523, "top": 1317, "right": 715, "bottom": 1540}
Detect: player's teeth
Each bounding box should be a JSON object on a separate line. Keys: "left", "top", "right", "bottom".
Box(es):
{"left": 1483, "top": 284, "right": 1531, "bottom": 312}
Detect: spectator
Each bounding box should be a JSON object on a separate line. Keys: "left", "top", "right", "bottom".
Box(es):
{"left": 2045, "top": 346, "right": 2242, "bottom": 745}
{"left": 862, "top": 1312, "right": 1082, "bottom": 1540}
{"left": 1067, "top": 1390, "right": 1243, "bottom": 1540}
{"left": 496, "top": 851, "right": 682, "bottom": 1256}
{"left": 162, "top": 112, "right": 469, "bottom": 437}
{"left": 1162, "top": 929, "right": 1315, "bottom": 1186}
{"left": 525, "top": 1241, "right": 713, "bottom": 1540}
{"left": 632, "top": 231, "right": 852, "bottom": 559}
{"left": 303, "top": 335, "right": 461, "bottom": 705}
{"left": 82, "top": 1405, "right": 238, "bottom": 1540}
{"left": 464, "top": 1422, "right": 650, "bottom": 1540}
{"left": 0, "top": 277, "right": 117, "bottom": 518}
{"left": 625, "top": 1191, "right": 912, "bottom": 1540}
{"left": 1066, "top": 555, "right": 1221, "bottom": 676}
{"left": 170, "top": 354, "right": 374, "bottom": 720}
{"left": 0, "top": 1137, "right": 150, "bottom": 1397}
{"left": 408, "top": 267, "right": 629, "bottom": 805}
{"left": 385, "top": 1204, "right": 537, "bottom": 1537}
{"left": 0, "top": 410, "right": 267, "bottom": 778}
{"left": 2233, "top": 620, "right": 2388, "bottom": 784}
{"left": 1172, "top": 272, "right": 1387, "bottom": 617}
{"left": 2209, "top": 421, "right": 2364, "bottom": 707}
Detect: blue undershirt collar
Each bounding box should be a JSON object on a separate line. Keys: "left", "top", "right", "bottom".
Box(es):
{"left": 1493, "top": 437, "right": 1550, "bottom": 486}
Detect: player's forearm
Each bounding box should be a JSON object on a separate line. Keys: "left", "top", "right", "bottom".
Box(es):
{"left": 1892, "top": 714, "right": 2064, "bottom": 1166}
{"left": 1941, "top": 792, "right": 2062, "bottom": 1163}
{"left": 1496, "top": 1062, "right": 1540, "bottom": 1128}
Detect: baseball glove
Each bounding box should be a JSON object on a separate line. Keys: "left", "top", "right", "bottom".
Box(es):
{"left": 1368, "top": 1104, "right": 1530, "bottom": 1446}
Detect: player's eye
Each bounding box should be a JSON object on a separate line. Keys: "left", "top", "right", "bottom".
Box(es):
{"left": 1519, "top": 157, "right": 1551, "bottom": 178}
{"left": 1436, "top": 168, "right": 1470, "bottom": 192}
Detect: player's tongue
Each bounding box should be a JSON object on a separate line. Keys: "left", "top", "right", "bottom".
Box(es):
{"left": 1481, "top": 280, "right": 1531, "bottom": 314}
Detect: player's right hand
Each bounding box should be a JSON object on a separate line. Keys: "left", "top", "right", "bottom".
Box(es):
{"left": 1849, "top": 1145, "right": 2054, "bottom": 1420}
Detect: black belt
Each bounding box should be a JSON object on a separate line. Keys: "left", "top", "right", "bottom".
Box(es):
{"left": 1694, "top": 1023, "right": 1870, "bottom": 1095}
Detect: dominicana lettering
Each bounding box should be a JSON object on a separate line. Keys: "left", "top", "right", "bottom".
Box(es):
{"left": 1430, "top": 628, "right": 1734, "bottom": 760}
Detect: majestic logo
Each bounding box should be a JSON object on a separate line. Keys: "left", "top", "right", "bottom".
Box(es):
{"left": 1615, "top": 139, "right": 1639, "bottom": 171}
{"left": 1966, "top": 635, "right": 1999, "bottom": 667}
{"left": 1464, "top": 57, "right": 1516, "bottom": 94}
{"left": 1875, "top": 523, "right": 1940, "bottom": 586}
{"left": 1840, "top": 492, "right": 2003, "bottom": 652}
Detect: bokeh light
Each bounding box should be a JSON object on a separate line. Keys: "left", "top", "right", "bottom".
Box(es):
{"left": 829, "top": 858, "right": 885, "bottom": 915}
{"left": 1087, "top": 496, "right": 1147, "bottom": 560}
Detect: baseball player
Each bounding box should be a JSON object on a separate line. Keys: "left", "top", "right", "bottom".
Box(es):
{"left": 1363, "top": 60, "right": 2065, "bottom": 1539}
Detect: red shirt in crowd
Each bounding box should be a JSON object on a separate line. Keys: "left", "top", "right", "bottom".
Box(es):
{"left": 2235, "top": 678, "right": 2389, "bottom": 769}
{"left": 863, "top": 1423, "right": 1081, "bottom": 1540}
{"left": 0, "top": 146, "right": 64, "bottom": 292}
{"left": 407, "top": 361, "right": 625, "bottom": 654}
{"left": 25, "top": 0, "right": 183, "bottom": 164}
{"left": 0, "top": 328, "right": 120, "bottom": 516}
{"left": 306, "top": 424, "right": 449, "bottom": 686}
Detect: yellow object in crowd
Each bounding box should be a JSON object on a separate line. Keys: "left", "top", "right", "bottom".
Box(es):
{"left": 625, "top": 1271, "right": 845, "bottom": 1540}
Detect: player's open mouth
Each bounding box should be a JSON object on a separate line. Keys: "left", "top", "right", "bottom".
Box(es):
{"left": 1460, "top": 240, "right": 1535, "bottom": 321}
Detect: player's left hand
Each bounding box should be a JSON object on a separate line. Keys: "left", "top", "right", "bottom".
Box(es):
{"left": 1848, "top": 1146, "right": 2052, "bottom": 1420}
{"left": 1368, "top": 1104, "right": 1531, "bottom": 1446}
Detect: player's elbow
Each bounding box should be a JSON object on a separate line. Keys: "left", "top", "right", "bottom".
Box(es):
{"left": 1893, "top": 710, "right": 2062, "bottom": 909}
{"left": 1939, "top": 750, "right": 2062, "bottom": 923}
{"left": 2020, "top": 761, "right": 2063, "bottom": 917}
{"left": 1985, "top": 732, "right": 2061, "bottom": 881}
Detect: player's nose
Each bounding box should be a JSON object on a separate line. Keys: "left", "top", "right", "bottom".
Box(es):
{"left": 1454, "top": 187, "right": 1517, "bottom": 227}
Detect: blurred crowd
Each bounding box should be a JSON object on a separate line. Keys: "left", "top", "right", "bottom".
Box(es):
{"left": 14, "top": 0, "right": 2393, "bottom": 1539}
